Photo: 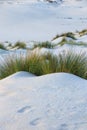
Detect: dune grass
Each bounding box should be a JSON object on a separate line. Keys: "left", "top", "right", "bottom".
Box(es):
{"left": 0, "top": 50, "right": 87, "bottom": 79}
{"left": 33, "top": 41, "right": 54, "bottom": 49}
{"left": 58, "top": 39, "right": 87, "bottom": 47}
{"left": 42, "top": 51, "right": 87, "bottom": 79}
{"left": 78, "top": 29, "right": 87, "bottom": 36}
{"left": 52, "top": 32, "right": 77, "bottom": 41}
{"left": 0, "top": 52, "right": 44, "bottom": 79}
{"left": 13, "top": 41, "right": 26, "bottom": 49}
{"left": 0, "top": 43, "right": 6, "bottom": 50}
{"left": 52, "top": 29, "right": 87, "bottom": 41}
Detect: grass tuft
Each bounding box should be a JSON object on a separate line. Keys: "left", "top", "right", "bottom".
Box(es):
{"left": 0, "top": 43, "right": 6, "bottom": 50}
{"left": 42, "top": 51, "right": 87, "bottom": 79}
{"left": 0, "top": 52, "right": 43, "bottom": 79}
{"left": 58, "top": 39, "right": 87, "bottom": 47}
{"left": 52, "top": 32, "right": 77, "bottom": 41}
{"left": 78, "top": 29, "right": 87, "bottom": 36}
{"left": 33, "top": 41, "right": 54, "bottom": 49}
{"left": 14, "top": 41, "right": 26, "bottom": 49}
{"left": 0, "top": 50, "right": 87, "bottom": 79}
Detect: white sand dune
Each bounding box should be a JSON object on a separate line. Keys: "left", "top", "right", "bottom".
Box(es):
{"left": 0, "top": 71, "right": 87, "bottom": 130}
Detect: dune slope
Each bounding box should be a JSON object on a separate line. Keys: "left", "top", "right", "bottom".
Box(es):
{"left": 0, "top": 72, "right": 87, "bottom": 130}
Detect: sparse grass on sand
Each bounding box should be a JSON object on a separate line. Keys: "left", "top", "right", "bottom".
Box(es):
{"left": 13, "top": 41, "right": 26, "bottom": 49}
{"left": 33, "top": 41, "right": 54, "bottom": 49}
{"left": 52, "top": 29, "right": 87, "bottom": 41}
{"left": 0, "top": 50, "right": 87, "bottom": 79}
{"left": 0, "top": 43, "right": 6, "bottom": 50}
{"left": 78, "top": 29, "right": 87, "bottom": 36}
{"left": 52, "top": 32, "right": 77, "bottom": 41}
{"left": 58, "top": 39, "right": 87, "bottom": 47}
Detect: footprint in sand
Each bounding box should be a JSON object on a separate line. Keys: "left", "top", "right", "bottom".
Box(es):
{"left": 30, "top": 118, "right": 41, "bottom": 126}
{"left": 59, "top": 123, "right": 68, "bottom": 130}
{"left": 17, "top": 106, "right": 32, "bottom": 113}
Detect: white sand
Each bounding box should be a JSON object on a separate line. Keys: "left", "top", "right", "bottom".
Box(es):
{"left": 0, "top": 72, "right": 87, "bottom": 130}
{"left": 0, "top": 0, "right": 87, "bottom": 42}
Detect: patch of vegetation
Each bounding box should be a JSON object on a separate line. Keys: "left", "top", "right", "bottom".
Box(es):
{"left": 65, "top": 32, "right": 76, "bottom": 40}
{"left": 33, "top": 41, "right": 54, "bottom": 49}
{"left": 8, "top": 43, "right": 12, "bottom": 47}
{"left": 52, "top": 32, "right": 77, "bottom": 41}
{"left": 52, "top": 34, "right": 60, "bottom": 41}
{"left": 0, "top": 52, "right": 43, "bottom": 79}
{"left": 67, "top": 41, "right": 87, "bottom": 46}
{"left": 42, "top": 51, "right": 87, "bottom": 79}
{"left": 78, "top": 29, "right": 87, "bottom": 36}
{"left": 52, "top": 29, "right": 87, "bottom": 42}
{"left": 14, "top": 41, "right": 26, "bottom": 49}
{"left": 0, "top": 50, "right": 87, "bottom": 79}
{"left": 0, "top": 43, "right": 6, "bottom": 50}
{"left": 58, "top": 38, "right": 67, "bottom": 46}
{"left": 58, "top": 39, "right": 87, "bottom": 47}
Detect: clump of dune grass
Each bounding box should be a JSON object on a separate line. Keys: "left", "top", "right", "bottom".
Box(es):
{"left": 52, "top": 29, "right": 87, "bottom": 41}
{"left": 0, "top": 52, "right": 44, "bottom": 79}
{"left": 42, "top": 52, "right": 59, "bottom": 74}
{"left": 78, "top": 29, "right": 87, "bottom": 36}
{"left": 52, "top": 32, "right": 77, "bottom": 41}
{"left": 0, "top": 43, "right": 6, "bottom": 50}
{"left": 33, "top": 41, "right": 54, "bottom": 49}
{"left": 0, "top": 50, "right": 87, "bottom": 79}
{"left": 67, "top": 41, "right": 87, "bottom": 46}
{"left": 42, "top": 51, "right": 87, "bottom": 79}
{"left": 14, "top": 41, "right": 26, "bottom": 49}
{"left": 59, "top": 39, "right": 87, "bottom": 47}
{"left": 8, "top": 43, "right": 12, "bottom": 47}
{"left": 63, "top": 32, "right": 76, "bottom": 40}
{"left": 58, "top": 51, "right": 87, "bottom": 79}
{"left": 24, "top": 52, "right": 44, "bottom": 75}
{"left": 58, "top": 38, "right": 67, "bottom": 46}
